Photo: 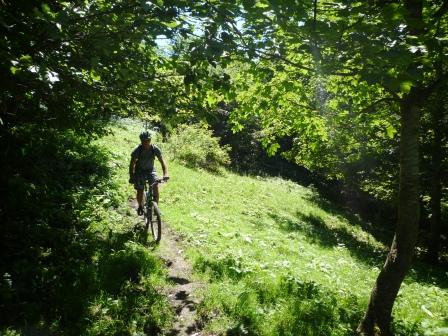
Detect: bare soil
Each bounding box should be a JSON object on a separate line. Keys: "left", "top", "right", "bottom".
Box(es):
{"left": 157, "top": 224, "right": 205, "bottom": 336}
{"left": 130, "top": 199, "right": 205, "bottom": 335}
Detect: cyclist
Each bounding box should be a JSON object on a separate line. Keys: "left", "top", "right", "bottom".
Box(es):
{"left": 129, "top": 130, "right": 169, "bottom": 215}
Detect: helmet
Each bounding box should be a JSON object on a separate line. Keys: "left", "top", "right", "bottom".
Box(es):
{"left": 139, "top": 130, "right": 152, "bottom": 141}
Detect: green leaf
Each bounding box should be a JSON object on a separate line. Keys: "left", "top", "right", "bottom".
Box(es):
{"left": 254, "top": 1, "right": 269, "bottom": 9}
{"left": 10, "top": 66, "right": 19, "bottom": 74}
{"left": 163, "top": 21, "right": 180, "bottom": 28}
{"left": 41, "top": 3, "right": 56, "bottom": 19}
{"left": 400, "top": 80, "right": 413, "bottom": 94}
{"left": 19, "top": 55, "right": 32, "bottom": 64}
{"left": 90, "top": 70, "right": 101, "bottom": 81}
{"left": 386, "top": 125, "right": 396, "bottom": 139}
{"left": 267, "top": 143, "right": 280, "bottom": 156}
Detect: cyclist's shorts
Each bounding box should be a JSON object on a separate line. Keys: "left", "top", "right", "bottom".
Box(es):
{"left": 134, "top": 170, "right": 158, "bottom": 190}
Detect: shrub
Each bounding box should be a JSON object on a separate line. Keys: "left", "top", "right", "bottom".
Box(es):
{"left": 197, "top": 274, "right": 360, "bottom": 336}
{"left": 0, "top": 125, "right": 173, "bottom": 335}
{"left": 166, "top": 123, "right": 230, "bottom": 173}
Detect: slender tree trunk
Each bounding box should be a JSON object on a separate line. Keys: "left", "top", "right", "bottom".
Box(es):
{"left": 427, "top": 102, "right": 443, "bottom": 263}
{"left": 357, "top": 90, "right": 421, "bottom": 336}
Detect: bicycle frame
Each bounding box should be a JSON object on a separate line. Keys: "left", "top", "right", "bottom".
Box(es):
{"left": 144, "top": 180, "right": 156, "bottom": 207}
{"left": 143, "top": 178, "right": 165, "bottom": 243}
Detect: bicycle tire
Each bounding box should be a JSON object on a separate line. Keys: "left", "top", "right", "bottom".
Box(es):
{"left": 150, "top": 201, "right": 162, "bottom": 243}
{"left": 144, "top": 204, "right": 151, "bottom": 242}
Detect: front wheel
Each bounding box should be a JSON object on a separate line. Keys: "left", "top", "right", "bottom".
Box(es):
{"left": 147, "top": 201, "right": 162, "bottom": 243}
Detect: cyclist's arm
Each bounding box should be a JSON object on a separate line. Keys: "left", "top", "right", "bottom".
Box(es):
{"left": 157, "top": 155, "right": 169, "bottom": 178}
{"left": 129, "top": 157, "right": 137, "bottom": 176}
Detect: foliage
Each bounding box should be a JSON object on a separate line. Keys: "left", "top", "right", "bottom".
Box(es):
{"left": 0, "top": 0, "right": 201, "bottom": 133}
{"left": 165, "top": 123, "right": 231, "bottom": 173}
{"left": 2, "top": 0, "right": 448, "bottom": 334}
{"left": 0, "top": 123, "right": 173, "bottom": 334}
{"left": 159, "top": 148, "right": 448, "bottom": 335}
{"left": 86, "top": 242, "right": 172, "bottom": 336}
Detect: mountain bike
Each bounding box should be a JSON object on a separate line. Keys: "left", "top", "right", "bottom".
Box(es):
{"left": 144, "top": 177, "right": 168, "bottom": 243}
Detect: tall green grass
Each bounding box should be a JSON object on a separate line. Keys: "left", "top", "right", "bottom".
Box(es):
{"left": 156, "top": 137, "right": 448, "bottom": 335}
{"left": 1, "top": 121, "right": 173, "bottom": 335}
{"left": 7, "top": 119, "right": 442, "bottom": 335}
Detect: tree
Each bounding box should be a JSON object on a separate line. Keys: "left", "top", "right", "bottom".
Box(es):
{"left": 356, "top": 1, "right": 446, "bottom": 333}
{"left": 191, "top": 1, "right": 448, "bottom": 334}
{"left": 0, "top": 0, "right": 201, "bottom": 330}
{"left": 422, "top": 86, "right": 448, "bottom": 263}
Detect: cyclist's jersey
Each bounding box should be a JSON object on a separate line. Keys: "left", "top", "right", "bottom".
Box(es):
{"left": 131, "top": 144, "right": 162, "bottom": 172}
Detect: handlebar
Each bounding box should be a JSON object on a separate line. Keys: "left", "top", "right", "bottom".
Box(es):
{"left": 150, "top": 176, "right": 169, "bottom": 187}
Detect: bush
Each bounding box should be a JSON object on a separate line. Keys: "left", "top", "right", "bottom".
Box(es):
{"left": 99, "top": 242, "right": 165, "bottom": 295}
{"left": 166, "top": 123, "right": 230, "bottom": 173}
{"left": 0, "top": 125, "right": 173, "bottom": 335}
{"left": 197, "top": 274, "right": 360, "bottom": 336}
{"left": 86, "top": 267, "right": 172, "bottom": 336}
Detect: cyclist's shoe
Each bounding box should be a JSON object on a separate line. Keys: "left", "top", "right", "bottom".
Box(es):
{"left": 137, "top": 206, "right": 144, "bottom": 216}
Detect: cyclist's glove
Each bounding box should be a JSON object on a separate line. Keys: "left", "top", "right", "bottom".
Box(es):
{"left": 163, "top": 176, "right": 170, "bottom": 181}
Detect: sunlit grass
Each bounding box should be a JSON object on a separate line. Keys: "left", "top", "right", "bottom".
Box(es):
{"left": 103, "top": 120, "right": 448, "bottom": 335}
{"left": 159, "top": 152, "right": 448, "bottom": 335}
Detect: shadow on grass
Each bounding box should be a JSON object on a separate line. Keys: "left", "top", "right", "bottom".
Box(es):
{"left": 272, "top": 212, "right": 388, "bottom": 266}
{"left": 0, "top": 126, "right": 167, "bottom": 334}
{"left": 303, "top": 191, "right": 394, "bottom": 249}
{"left": 271, "top": 211, "right": 448, "bottom": 289}
{"left": 298, "top": 191, "right": 448, "bottom": 289}
{"left": 404, "top": 260, "right": 448, "bottom": 288}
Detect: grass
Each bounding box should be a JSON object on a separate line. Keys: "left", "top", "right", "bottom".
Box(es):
{"left": 1, "top": 121, "right": 173, "bottom": 335}
{"left": 98, "top": 120, "right": 448, "bottom": 335}
{"left": 6, "top": 119, "right": 444, "bottom": 335}
{"left": 144, "top": 129, "right": 448, "bottom": 334}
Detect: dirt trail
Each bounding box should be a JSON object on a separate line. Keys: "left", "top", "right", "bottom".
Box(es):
{"left": 130, "top": 199, "right": 205, "bottom": 335}
{"left": 157, "top": 224, "right": 205, "bottom": 336}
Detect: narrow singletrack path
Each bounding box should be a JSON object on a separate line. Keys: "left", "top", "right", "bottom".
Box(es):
{"left": 157, "top": 224, "right": 204, "bottom": 336}
{"left": 130, "top": 199, "right": 205, "bottom": 335}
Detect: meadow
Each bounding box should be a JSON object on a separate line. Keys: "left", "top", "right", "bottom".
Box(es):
{"left": 105, "top": 121, "right": 448, "bottom": 336}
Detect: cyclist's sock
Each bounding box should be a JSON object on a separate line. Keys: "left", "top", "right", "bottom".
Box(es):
{"left": 137, "top": 205, "right": 143, "bottom": 215}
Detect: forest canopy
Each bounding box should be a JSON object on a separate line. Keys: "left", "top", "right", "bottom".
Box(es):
{"left": 1, "top": 1, "right": 447, "bottom": 336}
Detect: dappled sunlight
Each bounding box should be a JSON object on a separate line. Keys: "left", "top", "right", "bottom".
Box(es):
{"left": 1, "top": 124, "right": 173, "bottom": 334}
{"left": 163, "top": 159, "right": 448, "bottom": 335}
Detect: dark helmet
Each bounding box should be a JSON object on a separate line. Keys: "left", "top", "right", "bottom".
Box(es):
{"left": 139, "top": 130, "right": 152, "bottom": 141}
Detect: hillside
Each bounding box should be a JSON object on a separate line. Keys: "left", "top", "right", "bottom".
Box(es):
{"left": 101, "top": 121, "right": 448, "bottom": 336}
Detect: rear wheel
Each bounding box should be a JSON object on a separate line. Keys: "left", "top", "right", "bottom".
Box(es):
{"left": 144, "top": 204, "right": 151, "bottom": 242}
{"left": 149, "top": 201, "right": 162, "bottom": 243}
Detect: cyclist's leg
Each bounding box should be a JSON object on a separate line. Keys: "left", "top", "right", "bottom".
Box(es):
{"left": 136, "top": 189, "right": 144, "bottom": 206}
{"left": 134, "top": 172, "right": 145, "bottom": 213}
{"left": 150, "top": 172, "right": 159, "bottom": 203}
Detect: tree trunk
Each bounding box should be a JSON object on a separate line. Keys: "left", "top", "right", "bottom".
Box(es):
{"left": 427, "top": 100, "right": 443, "bottom": 263}
{"left": 357, "top": 89, "right": 421, "bottom": 336}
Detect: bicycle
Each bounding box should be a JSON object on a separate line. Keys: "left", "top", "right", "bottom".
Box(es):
{"left": 143, "top": 177, "right": 168, "bottom": 243}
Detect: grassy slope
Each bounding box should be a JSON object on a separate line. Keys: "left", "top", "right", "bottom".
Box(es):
{"left": 1, "top": 121, "right": 173, "bottom": 336}
{"left": 161, "top": 164, "right": 448, "bottom": 334}
{"left": 109, "top": 121, "right": 447, "bottom": 335}
{"left": 76, "top": 122, "right": 176, "bottom": 335}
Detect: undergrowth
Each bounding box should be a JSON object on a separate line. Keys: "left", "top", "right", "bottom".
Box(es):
{"left": 158, "top": 126, "right": 448, "bottom": 336}
{"left": 164, "top": 123, "right": 231, "bottom": 173}
{"left": 0, "top": 121, "right": 173, "bottom": 335}
{"left": 5, "top": 120, "right": 445, "bottom": 335}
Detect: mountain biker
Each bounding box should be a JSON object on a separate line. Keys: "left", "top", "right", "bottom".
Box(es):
{"left": 129, "top": 130, "right": 169, "bottom": 215}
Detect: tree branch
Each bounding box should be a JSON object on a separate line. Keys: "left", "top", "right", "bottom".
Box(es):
{"left": 359, "top": 97, "right": 399, "bottom": 114}
{"left": 434, "top": 1, "right": 448, "bottom": 19}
